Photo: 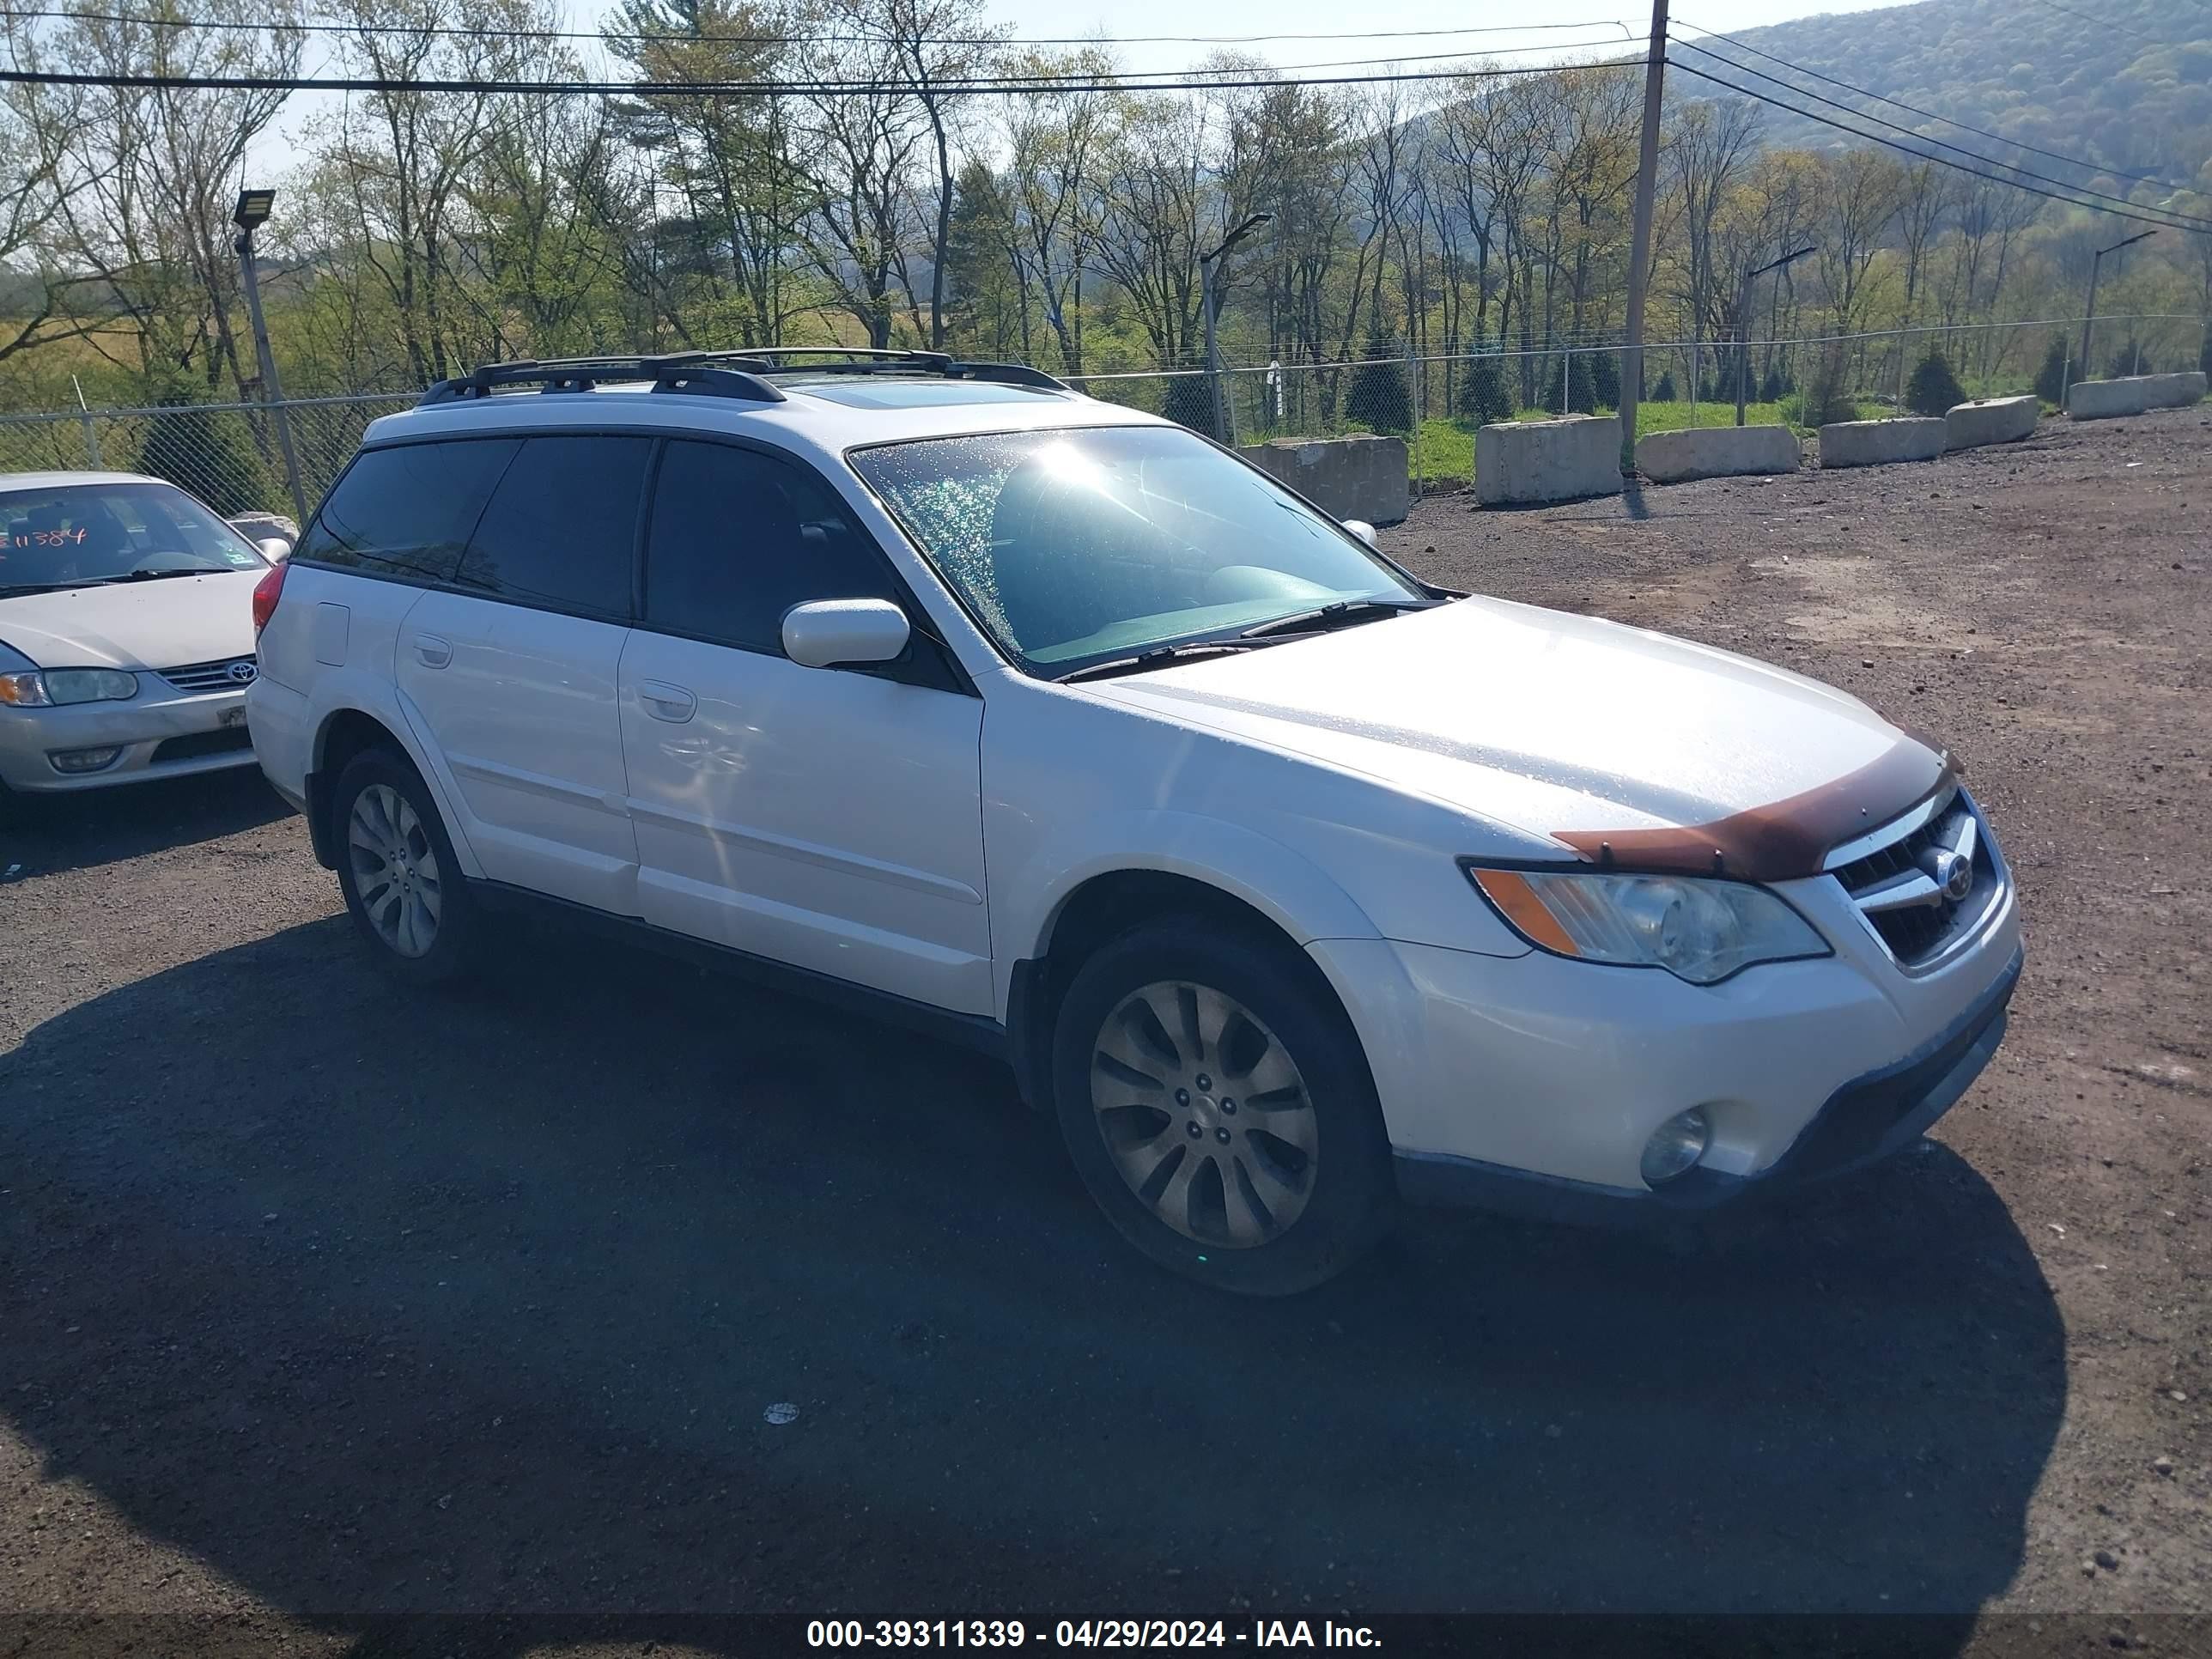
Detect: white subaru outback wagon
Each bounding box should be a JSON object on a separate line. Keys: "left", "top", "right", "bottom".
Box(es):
{"left": 249, "top": 349, "right": 2021, "bottom": 1293}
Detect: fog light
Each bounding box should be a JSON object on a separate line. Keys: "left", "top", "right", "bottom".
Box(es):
{"left": 51, "top": 745, "right": 124, "bottom": 774}
{"left": 1639, "top": 1107, "right": 1711, "bottom": 1188}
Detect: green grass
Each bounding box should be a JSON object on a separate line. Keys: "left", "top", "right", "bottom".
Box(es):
{"left": 1630, "top": 399, "right": 1793, "bottom": 437}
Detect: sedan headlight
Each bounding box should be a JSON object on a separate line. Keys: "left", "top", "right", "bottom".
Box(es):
{"left": 0, "top": 668, "right": 140, "bottom": 707}
{"left": 1465, "top": 865, "right": 1830, "bottom": 984}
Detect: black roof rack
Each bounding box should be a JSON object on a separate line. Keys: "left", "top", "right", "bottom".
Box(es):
{"left": 418, "top": 347, "right": 1070, "bottom": 407}
{"left": 738, "top": 348, "right": 1067, "bottom": 390}
{"left": 419, "top": 353, "right": 787, "bottom": 406}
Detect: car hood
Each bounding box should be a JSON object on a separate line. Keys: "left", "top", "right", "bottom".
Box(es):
{"left": 1081, "top": 596, "right": 1951, "bottom": 879}
{"left": 0, "top": 571, "right": 262, "bottom": 672}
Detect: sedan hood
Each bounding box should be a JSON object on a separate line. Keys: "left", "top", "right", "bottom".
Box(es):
{"left": 1083, "top": 597, "right": 1950, "bottom": 879}
{"left": 0, "top": 571, "right": 262, "bottom": 672}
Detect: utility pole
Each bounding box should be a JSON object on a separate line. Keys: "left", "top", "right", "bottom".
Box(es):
{"left": 2080, "top": 229, "right": 2154, "bottom": 388}
{"left": 1736, "top": 245, "right": 1815, "bottom": 426}
{"left": 1200, "top": 211, "right": 1273, "bottom": 446}
{"left": 1618, "top": 0, "right": 1668, "bottom": 472}
{"left": 234, "top": 188, "right": 309, "bottom": 527}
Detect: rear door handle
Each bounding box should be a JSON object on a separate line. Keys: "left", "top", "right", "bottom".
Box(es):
{"left": 637, "top": 680, "right": 696, "bottom": 723}
{"left": 412, "top": 634, "right": 453, "bottom": 670}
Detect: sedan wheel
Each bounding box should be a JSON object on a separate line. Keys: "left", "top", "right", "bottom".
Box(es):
{"left": 346, "top": 781, "right": 442, "bottom": 958}
{"left": 1089, "top": 979, "right": 1319, "bottom": 1249}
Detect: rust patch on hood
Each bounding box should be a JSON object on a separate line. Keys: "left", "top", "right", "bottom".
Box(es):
{"left": 1554, "top": 733, "right": 1954, "bottom": 881}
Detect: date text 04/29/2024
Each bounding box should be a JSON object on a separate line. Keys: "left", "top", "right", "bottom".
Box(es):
{"left": 805, "top": 1621, "right": 1381, "bottom": 1649}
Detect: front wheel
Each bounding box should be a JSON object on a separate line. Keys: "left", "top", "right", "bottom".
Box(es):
{"left": 1050, "top": 921, "right": 1395, "bottom": 1295}
{"left": 331, "top": 747, "right": 480, "bottom": 984}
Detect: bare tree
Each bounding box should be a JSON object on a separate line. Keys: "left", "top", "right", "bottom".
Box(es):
{"left": 1000, "top": 51, "right": 1120, "bottom": 376}
{"left": 833, "top": 0, "right": 1004, "bottom": 349}
{"left": 1092, "top": 90, "right": 1207, "bottom": 368}
{"left": 601, "top": 0, "right": 808, "bottom": 349}
{"left": 789, "top": 27, "right": 929, "bottom": 347}
{"left": 1663, "top": 95, "right": 1765, "bottom": 366}
{"left": 13, "top": 0, "right": 301, "bottom": 390}
{"left": 313, "top": 0, "right": 556, "bottom": 384}
{"left": 1893, "top": 159, "right": 1949, "bottom": 329}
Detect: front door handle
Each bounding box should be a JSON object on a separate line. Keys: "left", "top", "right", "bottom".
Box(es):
{"left": 412, "top": 634, "right": 453, "bottom": 670}
{"left": 637, "top": 679, "right": 696, "bottom": 723}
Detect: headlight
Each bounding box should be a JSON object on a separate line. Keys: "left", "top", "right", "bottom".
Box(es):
{"left": 1465, "top": 865, "right": 1829, "bottom": 984}
{"left": 0, "top": 668, "right": 140, "bottom": 707}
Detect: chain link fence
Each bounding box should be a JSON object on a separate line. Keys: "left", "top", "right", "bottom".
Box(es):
{"left": 2, "top": 313, "right": 2200, "bottom": 512}
{"left": 0, "top": 392, "right": 412, "bottom": 525}
{"left": 1071, "top": 312, "right": 2208, "bottom": 493}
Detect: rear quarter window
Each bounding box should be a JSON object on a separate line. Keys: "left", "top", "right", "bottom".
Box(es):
{"left": 295, "top": 440, "right": 520, "bottom": 582}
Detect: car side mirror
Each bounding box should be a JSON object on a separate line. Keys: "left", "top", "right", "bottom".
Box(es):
{"left": 254, "top": 536, "right": 293, "bottom": 562}
{"left": 781, "top": 598, "right": 912, "bottom": 668}
{"left": 1343, "top": 519, "right": 1378, "bottom": 550}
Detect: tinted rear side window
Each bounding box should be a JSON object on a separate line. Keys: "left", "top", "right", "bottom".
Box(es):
{"left": 295, "top": 439, "right": 519, "bottom": 581}
{"left": 455, "top": 434, "right": 652, "bottom": 620}
{"left": 644, "top": 441, "right": 896, "bottom": 652}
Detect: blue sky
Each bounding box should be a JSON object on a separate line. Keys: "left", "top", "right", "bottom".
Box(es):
{"left": 255, "top": 0, "right": 1915, "bottom": 179}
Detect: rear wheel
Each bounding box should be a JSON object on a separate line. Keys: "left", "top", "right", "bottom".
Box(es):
{"left": 1050, "top": 920, "right": 1394, "bottom": 1295}
{"left": 331, "top": 747, "right": 479, "bottom": 984}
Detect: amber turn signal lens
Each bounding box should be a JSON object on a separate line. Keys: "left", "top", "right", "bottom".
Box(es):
{"left": 1467, "top": 869, "right": 1582, "bottom": 957}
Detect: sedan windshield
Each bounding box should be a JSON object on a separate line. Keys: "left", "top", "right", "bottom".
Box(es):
{"left": 0, "top": 483, "right": 267, "bottom": 595}
{"left": 849, "top": 425, "right": 1425, "bottom": 673}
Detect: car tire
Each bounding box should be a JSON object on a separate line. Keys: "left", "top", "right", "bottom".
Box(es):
{"left": 1049, "top": 918, "right": 1395, "bottom": 1295}
{"left": 331, "top": 746, "right": 480, "bottom": 985}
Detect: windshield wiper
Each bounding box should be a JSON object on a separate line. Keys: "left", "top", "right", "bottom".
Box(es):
{"left": 1237, "top": 597, "right": 1437, "bottom": 641}
{"left": 104, "top": 568, "right": 210, "bottom": 583}
{"left": 1054, "top": 640, "right": 1265, "bottom": 684}
{"left": 1, "top": 580, "right": 95, "bottom": 596}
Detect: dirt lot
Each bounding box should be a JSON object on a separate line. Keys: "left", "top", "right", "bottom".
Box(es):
{"left": 1, "top": 408, "right": 2207, "bottom": 1656}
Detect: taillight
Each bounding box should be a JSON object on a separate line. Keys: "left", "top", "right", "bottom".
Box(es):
{"left": 252, "top": 560, "right": 287, "bottom": 635}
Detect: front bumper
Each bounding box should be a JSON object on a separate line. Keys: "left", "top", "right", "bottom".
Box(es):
{"left": 1393, "top": 946, "right": 2019, "bottom": 1224}
{"left": 1309, "top": 859, "right": 2022, "bottom": 1220}
{"left": 0, "top": 686, "right": 258, "bottom": 793}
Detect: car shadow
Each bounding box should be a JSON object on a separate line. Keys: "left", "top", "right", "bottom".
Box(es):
{"left": 0, "top": 915, "right": 2063, "bottom": 1650}
{"left": 0, "top": 767, "right": 292, "bottom": 878}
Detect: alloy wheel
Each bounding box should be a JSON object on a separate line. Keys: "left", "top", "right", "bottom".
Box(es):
{"left": 1088, "top": 980, "right": 1318, "bottom": 1248}
{"left": 346, "top": 783, "right": 442, "bottom": 958}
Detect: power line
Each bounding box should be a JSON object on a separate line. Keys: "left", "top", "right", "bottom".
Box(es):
{"left": 1668, "top": 58, "right": 2209, "bottom": 235}
{"left": 2016, "top": 0, "right": 2163, "bottom": 44}
{"left": 1672, "top": 16, "right": 2195, "bottom": 192}
{"left": 0, "top": 8, "right": 1639, "bottom": 50}
{"left": 1671, "top": 39, "right": 2212, "bottom": 228}
{"left": 0, "top": 52, "right": 1644, "bottom": 99}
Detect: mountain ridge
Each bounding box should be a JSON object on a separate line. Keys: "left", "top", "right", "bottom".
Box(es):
{"left": 1684, "top": 0, "right": 2212, "bottom": 191}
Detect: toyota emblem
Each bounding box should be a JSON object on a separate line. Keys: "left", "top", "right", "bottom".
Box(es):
{"left": 227, "top": 659, "right": 258, "bottom": 684}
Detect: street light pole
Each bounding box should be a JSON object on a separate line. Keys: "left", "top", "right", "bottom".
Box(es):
{"left": 1736, "top": 245, "right": 1815, "bottom": 427}
{"left": 1200, "top": 211, "right": 1273, "bottom": 445}
{"left": 1618, "top": 0, "right": 1668, "bottom": 471}
{"left": 2079, "top": 228, "right": 2155, "bottom": 389}
{"left": 234, "top": 188, "right": 308, "bottom": 527}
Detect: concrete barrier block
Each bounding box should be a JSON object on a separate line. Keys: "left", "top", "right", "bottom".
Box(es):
{"left": 1636, "top": 423, "right": 1800, "bottom": 484}
{"left": 1239, "top": 434, "right": 1409, "bottom": 526}
{"left": 1817, "top": 417, "right": 1948, "bottom": 468}
{"left": 1944, "top": 395, "right": 2039, "bottom": 451}
{"left": 2066, "top": 378, "right": 2148, "bottom": 419}
{"left": 2139, "top": 370, "right": 2208, "bottom": 410}
{"left": 1475, "top": 415, "right": 1622, "bottom": 505}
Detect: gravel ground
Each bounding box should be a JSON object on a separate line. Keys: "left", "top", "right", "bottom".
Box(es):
{"left": 1, "top": 408, "right": 2206, "bottom": 1656}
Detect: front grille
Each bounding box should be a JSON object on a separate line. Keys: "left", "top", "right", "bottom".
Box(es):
{"left": 159, "top": 655, "right": 256, "bottom": 693}
{"left": 150, "top": 727, "right": 253, "bottom": 765}
{"left": 1828, "top": 786, "right": 2000, "bottom": 967}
